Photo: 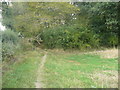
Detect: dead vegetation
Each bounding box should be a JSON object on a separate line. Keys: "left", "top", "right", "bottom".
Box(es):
{"left": 89, "top": 70, "right": 118, "bottom": 88}
{"left": 85, "top": 48, "right": 118, "bottom": 59}
{"left": 95, "top": 49, "right": 118, "bottom": 59}
{"left": 46, "top": 48, "right": 118, "bottom": 59}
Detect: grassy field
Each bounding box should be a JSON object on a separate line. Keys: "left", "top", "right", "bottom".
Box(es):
{"left": 41, "top": 50, "right": 118, "bottom": 88}
{"left": 2, "top": 50, "right": 44, "bottom": 88}
{"left": 2, "top": 49, "right": 118, "bottom": 88}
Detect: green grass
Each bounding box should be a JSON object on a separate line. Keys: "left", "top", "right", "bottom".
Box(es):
{"left": 42, "top": 52, "right": 118, "bottom": 88}
{"left": 2, "top": 50, "right": 44, "bottom": 88}
{"left": 2, "top": 50, "right": 118, "bottom": 88}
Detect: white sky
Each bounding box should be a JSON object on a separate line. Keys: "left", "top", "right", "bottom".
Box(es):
{"left": 0, "top": 8, "right": 6, "bottom": 31}
{"left": 0, "top": 22, "right": 6, "bottom": 31}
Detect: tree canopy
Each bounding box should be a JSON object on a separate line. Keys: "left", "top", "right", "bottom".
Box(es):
{"left": 2, "top": 2, "right": 119, "bottom": 49}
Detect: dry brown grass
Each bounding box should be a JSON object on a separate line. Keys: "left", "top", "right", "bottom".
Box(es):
{"left": 46, "top": 48, "right": 118, "bottom": 59}
{"left": 89, "top": 70, "right": 118, "bottom": 88}
{"left": 96, "top": 49, "right": 118, "bottom": 59}
{"left": 85, "top": 48, "right": 118, "bottom": 59}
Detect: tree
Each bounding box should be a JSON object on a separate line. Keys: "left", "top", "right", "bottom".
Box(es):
{"left": 2, "top": 2, "right": 79, "bottom": 37}
{"left": 75, "top": 2, "right": 119, "bottom": 47}
{"left": 2, "top": 2, "right": 14, "bottom": 29}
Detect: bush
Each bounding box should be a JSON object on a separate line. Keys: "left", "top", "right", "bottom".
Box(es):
{"left": 99, "top": 33, "right": 118, "bottom": 48}
{"left": 40, "top": 25, "right": 99, "bottom": 50}
{"left": 2, "top": 30, "right": 19, "bottom": 44}
{"left": 1, "top": 30, "right": 20, "bottom": 61}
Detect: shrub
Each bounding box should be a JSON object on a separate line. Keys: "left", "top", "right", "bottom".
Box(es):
{"left": 100, "top": 33, "right": 118, "bottom": 48}
{"left": 40, "top": 25, "right": 99, "bottom": 50}
{"left": 1, "top": 30, "right": 20, "bottom": 61}
{"left": 2, "top": 30, "right": 19, "bottom": 44}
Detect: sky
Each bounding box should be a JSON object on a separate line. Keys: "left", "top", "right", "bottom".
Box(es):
{"left": 0, "top": 22, "right": 6, "bottom": 31}
{"left": 0, "top": 9, "right": 6, "bottom": 31}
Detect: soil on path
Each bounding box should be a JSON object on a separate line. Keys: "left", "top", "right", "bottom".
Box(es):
{"left": 35, "top": 52, "right": 47, "bottom": 88}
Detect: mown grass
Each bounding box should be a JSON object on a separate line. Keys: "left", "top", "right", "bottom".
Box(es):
{"left": 2, "top": 50, "right": 44, "bottom": 88}
{"left": 42, "top": 51, "right": 118, "bottom": 88}
{"left": 2, "top": 49, "right": 118, "bottom": 88}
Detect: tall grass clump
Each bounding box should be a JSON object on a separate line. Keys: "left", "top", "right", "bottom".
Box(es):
{"left": 1, "top": 30, "right": 20, "bottom": 61}
{"left": 40, "top": 25, "right": 99, "bottom": 50}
